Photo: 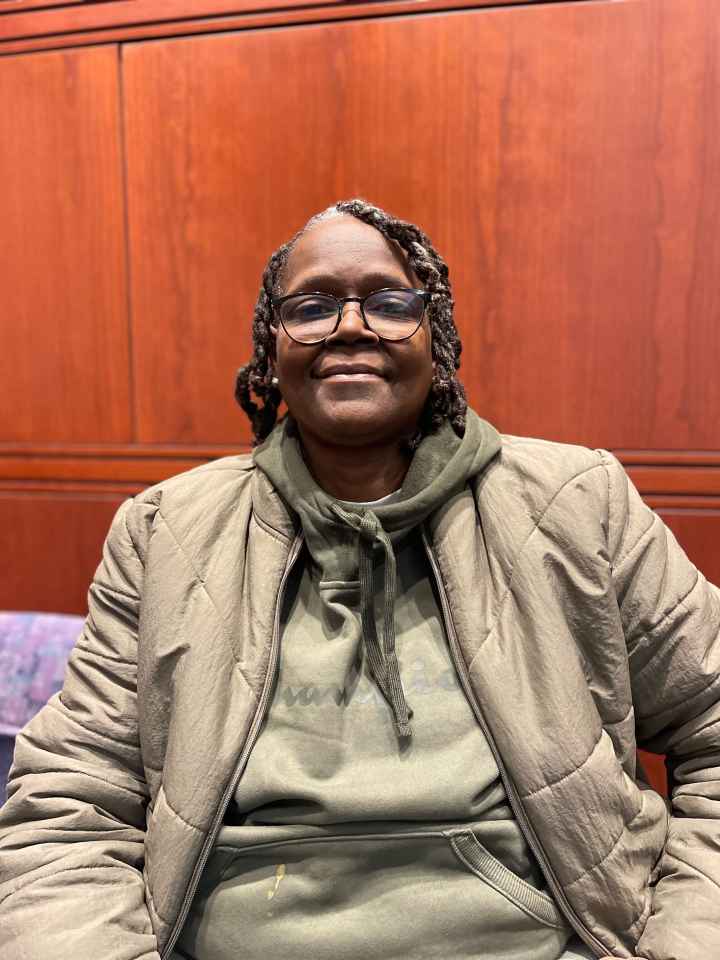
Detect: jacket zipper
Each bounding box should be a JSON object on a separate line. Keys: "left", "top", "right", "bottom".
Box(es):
{"left": 421, "top": 527, "right": 606, "bottom": 958}
{"left": 160, "top": 532, "right": 304, "bottom": 960}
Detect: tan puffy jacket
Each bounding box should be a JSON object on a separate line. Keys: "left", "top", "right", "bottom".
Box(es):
{"left": 1, "top": 437, "right": 718, "bottom": 960}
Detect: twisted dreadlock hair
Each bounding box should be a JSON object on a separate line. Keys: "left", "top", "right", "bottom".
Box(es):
{"left": 235, "top": 198, "right": 467, "bottom": 449}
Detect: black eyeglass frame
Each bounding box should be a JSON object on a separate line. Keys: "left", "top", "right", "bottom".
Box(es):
{"left": 270, "top": 287, "right": 431, "bottom": 345}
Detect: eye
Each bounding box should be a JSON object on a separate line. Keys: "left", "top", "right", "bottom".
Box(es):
{"left": 375, "top": 298, "right": 407, "bottom": 315}
{"left": 365, "top": 290, "right": 421, "bottom": 319}
{"left": 283, "top": 295, "right": 336, "bottom": 324}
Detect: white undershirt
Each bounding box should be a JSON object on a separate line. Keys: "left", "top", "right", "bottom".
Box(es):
{"left": 336, "top": 489, "right": 403, "bottom": 508}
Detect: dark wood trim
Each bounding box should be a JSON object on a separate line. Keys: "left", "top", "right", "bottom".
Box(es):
{"left": 3, "top": 443, "right": 717, "bottom": 463}
{"left": 0, "top": 442, "right": 243, "bottom": 458}
{"left": 0, "top": 454, "right": 241, "bottom": 484}
{"left": 624, "top": 466, "right": 720, "bottom": 497}
{"left": 655, "top": 507, "right": 720, "bottom": 516}
{"left": 0, "top": 446, "right": 244, "bottom": 484}
{"left": 644, "top": 495, "right": 720, "bottom": 511}
{"left": 2, "top": 447, "right": 720, "bottom": 501}
{"left": 0, "top": 0, "right": 87, "bottom": 13}
{"left": 3, "top": 486, "right": 719, "bottom": 512}
{"left": 0, "top": 480, "right": 147, "bottom": 495}
{"left": 0, "top": 0, "right": 572, "bottom": 55}
{"left": 0, "top": 486, "right": 141, "bottom": 500}
{"left": 613, "top": 450, "right": 720, "bottom": 466}
{"left": 0, "top": 0, "right": 348, "bottom": 35}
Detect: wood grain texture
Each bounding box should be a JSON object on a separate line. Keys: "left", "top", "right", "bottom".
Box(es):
{"left": 0, "top": 442, "right": 240, "bottom": 457}
{"left": 0, "top": 492, "right": 126, "bottom": 614}
{"left": 0, "top": 479, "right": 145, "bottom": 495}
{"left": 658, "top": 510, "right": 720, "bottom": 588}
{"left": 0, "top": 0, "right": 536, "bottom": 52}
{"left": 625, "top": 466, "right": 720, "bottom": 496}
{"left": 645, "top": 495, "right": 720, "bottom": 510}
{"left": 618, "top": 451, "right": 720, "bottom": 466}
{"left": 3, "top": 447, "right": 720, "bottom": 498}
{"left": 3, "top": 0, "right": 719, "bottom": 623}
{"left": 0, "top": 453, "right": 225, "bottom": 483}
{"left": 0, "top": 0, "right": 353, "bottom": 41}
{"left": 122, "top": 0, "right": 720, "bottom": 447}
{"left": 0, "top": 45, "right": 132, "bottom": 443}
{"left": 0, "top": 0, "right": 82, "bottom": 13}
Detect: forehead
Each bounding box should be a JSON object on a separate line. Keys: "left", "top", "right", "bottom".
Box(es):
{"left": 282, "top": 215, "right": 415, "bottom": 291}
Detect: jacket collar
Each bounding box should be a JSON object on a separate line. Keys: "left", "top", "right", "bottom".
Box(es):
{"left": 250, "top": 466, "right": 298, "bottom": 543}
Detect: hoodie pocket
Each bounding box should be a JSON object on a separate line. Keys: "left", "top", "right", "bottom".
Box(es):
{"left": 445, "top": 827, "right": 566, "bottom": 929}
{"left": 177, "top": 827, "right": 571, "bottom": 960}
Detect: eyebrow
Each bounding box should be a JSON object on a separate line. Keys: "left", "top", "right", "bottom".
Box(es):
{"left": 285, "top": 271, "right": 413, "bottom": 295}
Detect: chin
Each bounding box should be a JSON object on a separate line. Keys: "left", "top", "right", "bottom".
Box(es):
{"left": 300, "top": 404, "right": 413, "bottom": 447}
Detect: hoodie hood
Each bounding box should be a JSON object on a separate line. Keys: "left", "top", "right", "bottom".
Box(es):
{"left": 253, "top": 409, "right": 501, "bottom": 738}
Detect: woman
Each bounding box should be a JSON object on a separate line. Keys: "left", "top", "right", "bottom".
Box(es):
{"left": 0, "top": 199, "right": 718, "bottom": 960}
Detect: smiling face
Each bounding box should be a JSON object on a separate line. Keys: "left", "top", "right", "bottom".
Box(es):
{"left": 271, "top": 215, "right": 434, "bottom": 448}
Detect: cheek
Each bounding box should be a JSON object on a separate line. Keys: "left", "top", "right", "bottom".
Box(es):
{"left": 273, "top": 333, "right": 300, "bottom": 373}
{"left": 400, "top": 340, "right": 434, "bottom": 393}
{"left": 274, "top": 338, "right": 320, "bottom": 397}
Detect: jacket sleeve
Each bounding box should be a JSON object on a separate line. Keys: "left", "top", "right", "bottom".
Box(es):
{"left": 601, "top": 451, "right": 720, "bottom": 960}
{"left": 0, "top": 498, "right": 161, "bottom": 960}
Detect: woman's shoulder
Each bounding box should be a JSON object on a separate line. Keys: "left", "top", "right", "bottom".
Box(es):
{"left": 122, "top": 453, "right": 258, "bottom": 550}
{"left": 477, "top": 432, "right": 622, "bottom": 519}
{"left": 498, "top": 432, "right": 606, "bottom": 467}
{"left": 134, "top": 453, "right": 255, "bottom": 505}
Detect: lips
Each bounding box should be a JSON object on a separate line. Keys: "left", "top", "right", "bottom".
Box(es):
{"left": 317, "top": 363, "right": 385, "bottom": 378}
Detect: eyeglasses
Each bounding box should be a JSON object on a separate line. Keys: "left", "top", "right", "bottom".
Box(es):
{"left": 271, "top": 287, "right": 430, "bottom": 345}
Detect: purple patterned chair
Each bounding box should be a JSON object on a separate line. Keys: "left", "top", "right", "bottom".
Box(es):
{"left": 0, "top": 612, "right": 83, "bottom": 805}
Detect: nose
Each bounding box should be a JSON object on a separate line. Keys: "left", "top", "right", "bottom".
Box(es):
{"left": 324, "top": 300, "right": 379, "bottom": 345}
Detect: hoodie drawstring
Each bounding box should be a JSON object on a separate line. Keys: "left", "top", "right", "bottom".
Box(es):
{"left": 331, "top": 505, "right": 413, "bottom": 738}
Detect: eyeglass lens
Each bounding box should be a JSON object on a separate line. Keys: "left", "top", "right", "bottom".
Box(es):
{"left": 279, "top": 289, "right": 424, "bottom": 343}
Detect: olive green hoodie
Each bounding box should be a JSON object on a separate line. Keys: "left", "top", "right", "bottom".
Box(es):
{"left": 253, "top": 409, "right": 503, "bottom": 736}
{"left": 175, "top": 412, "right": 575, "bottom": 960}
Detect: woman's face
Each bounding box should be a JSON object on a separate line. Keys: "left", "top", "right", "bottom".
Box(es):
{"left": 271, "top": 215, "right": 434, "bottom": 447}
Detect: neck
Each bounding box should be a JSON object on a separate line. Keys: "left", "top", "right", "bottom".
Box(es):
{"left": 297, "top": 428, "right": 412, "bottom": 501}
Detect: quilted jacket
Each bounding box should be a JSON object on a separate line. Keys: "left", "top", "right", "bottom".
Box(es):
{"left": 0, "top": 435, "right": 718, "bottom": 960}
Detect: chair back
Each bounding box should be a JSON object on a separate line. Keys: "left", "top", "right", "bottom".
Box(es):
{"left": 0, "top": 612, "right": 82, "bottom": 804}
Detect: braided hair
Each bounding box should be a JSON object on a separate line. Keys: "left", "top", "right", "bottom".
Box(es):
{"left": 235, "top": 198, "right": 467, "bottom": 449}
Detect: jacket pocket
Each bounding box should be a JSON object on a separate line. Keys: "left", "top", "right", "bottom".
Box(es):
{"left": 446, "top": 827, "right": 566, "bottom": 929}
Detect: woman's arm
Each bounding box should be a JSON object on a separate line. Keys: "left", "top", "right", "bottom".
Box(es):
{"left": 603, "top": 452, "right": 720, "bottom": 960}
{"left": 0, "top": 499, "right": 160, "bottom": 960}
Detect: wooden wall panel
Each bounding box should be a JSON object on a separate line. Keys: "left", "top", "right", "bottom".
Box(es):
{"left": 0, "top": 0, "right": 535, "bottom": 56}
{"left": 1, "top": 0, "right": 718, "bottom": 618}
{"left": 0, "top": 45, "right": 131, "bottom": 444}
{"left": 0, "top": 493, "right": 126, "bottom": 615}
{"left": 122, "top": 0, "right": 719, "bottom": 450}
{"left": 659, "top": 512, "right": 720, "bottom": 589}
